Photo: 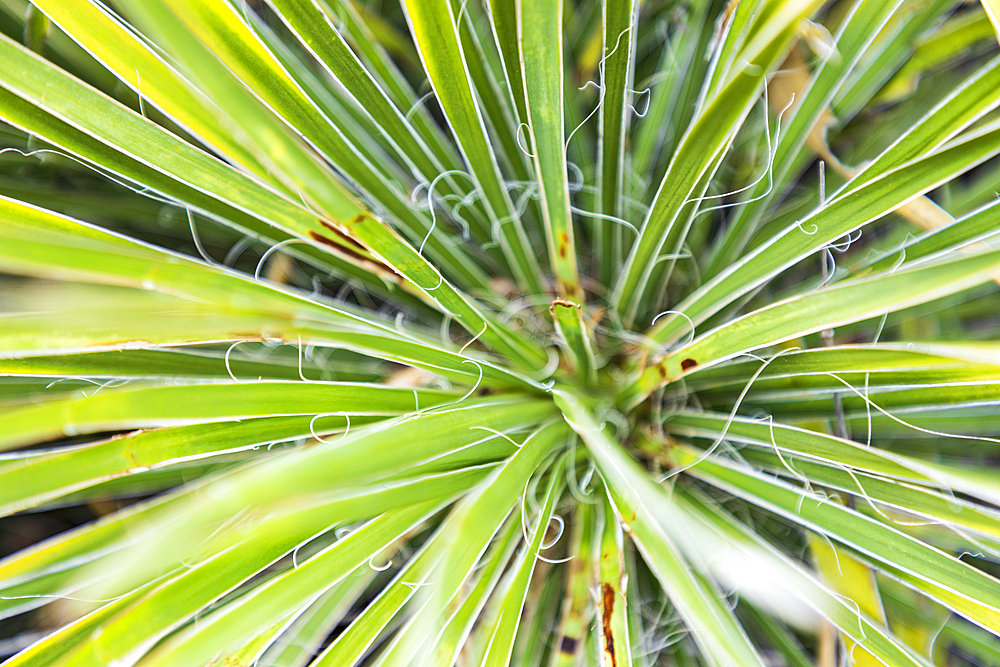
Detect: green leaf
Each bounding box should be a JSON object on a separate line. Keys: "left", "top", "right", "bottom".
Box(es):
{"left": 548, "top": 499, "right": 595, "bottom": 667}
{"left": 594, "top": 495, "right": 632, "bottom": 667}
{"left": 480, "top": 455, "right": 565, "bottom": 667}
{"left": 595, "top": 0, "right": 638, "bottom": 273}
{"left": 133, "top": 503, "right": 442, "bottom": 667}
{"left": 518, "top": 0, "right": 582, "bottom": 300}
{"left": 307, "top": 518, "right": 456, "bottom": 666}
{"left": 650, "top": 122, "right": 1000, "bottom": 349}
{"left": 0, "top": 381, "right": 450, "bottom": 451}
{"left": 341, "top": 212, "right": 550, "bottom": 372}
{"left": 400, "top": 0, "right": 546, "bottom": 293}
{"left": 554, "top": 390, "right": 769, "bottom": 667}
{"left": 0, "top": 577, "right": 167, "bottom": 667}
{"left": 676, "top": 488, "right": 934, "bottom": 667}
{"left": 550, "top": 300, "right": 599, "bottom": 383}
{"left": 0, "top": 33, "right": 399, "bottom": 292}
{"left": 31, "top": 0, "right": 278, "bottom": 187}
{"left": 704, "top": 0, "right": 904, "bottom": 277}
{"left": 662, "top": 409, "right": 1000, "bottom": 506}
{"left": 431, "top": 517, "right": 522, "bottom": 666}
{"left": 673, "top": 444, "right": 1000, "bottom": 637}
{"left": 629, "top": 247, "right": 1000, "bottom": 403}
{"left": 397, "top": 421, "right": 567, "bottom": 664}
{"left": 613, "top": 0, "right": 820, "bottom": 322}
{"left": 852, "top": 199, "right": 1000, "bottom": 279}
{"left": 262, "top": 0, "right": 452, "bottom": 185}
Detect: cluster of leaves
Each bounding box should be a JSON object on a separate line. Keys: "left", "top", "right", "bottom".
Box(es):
{"left": 0, "top": 0, "right": 1000, "bottom": 664}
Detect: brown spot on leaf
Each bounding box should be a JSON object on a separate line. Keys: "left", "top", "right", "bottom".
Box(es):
{"left": 319, "top": 220, "right": 364, "bottom": 250}
{"left": 309, "top": 230, "right": 340, "bottom": 249}
{"left": 308, "top": 232, "right": 403, "bottom": 281}
{"left": 309, "top": 231, "right": 367, "bottom": 264}
{"left": 558, "top": 281, "right": 578, "bottom": 297}
{"left": 601, "top": 583, "right": 617, "bottom": 667}
{"left": 558, "top": 232, "right": 570, "bottom": 258}
{"left": 680, "top": 358, "right": 698, "bottom": 371}
{"left": 122, "top": 442, "right": 139, "bottom": 468}
{"left": 657, "top": 365, "right": 667, "bottom": 378}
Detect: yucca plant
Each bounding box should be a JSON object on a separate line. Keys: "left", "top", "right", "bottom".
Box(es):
{"left": 1, "top": 0, "right": 1000, "bottom": 664}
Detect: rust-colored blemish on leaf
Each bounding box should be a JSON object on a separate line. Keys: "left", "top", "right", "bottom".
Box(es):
{"left": 309, "top": 231, "right": 367, "bottom": 264}
{"left": 657, "top": 365, "right": 667, "bottom": 378}
{"left": 680, "top": 358, "right": 697, "bottom": 371}
{"left": 558, "top": 281, "right": 579, "bottom": 297}
{"left": 558, "top": 231, "right": 570, "bottom": 258}
{"left": 308, "top": 231, "right": 402, "bottom": 281}
{"left": 122, "top": 441, "right": 139, "bottom": 468}
{"left": 309, "top": 230, "right": 341, "bottom": 249}
{"left": 601, "top": 583, "right": 617, "bottom": 667}
{"left": 315, "top": 218, "right": 410, "bottom": 283}
{"left": 319, "top": 219, "right": 364, "bottom": 250}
